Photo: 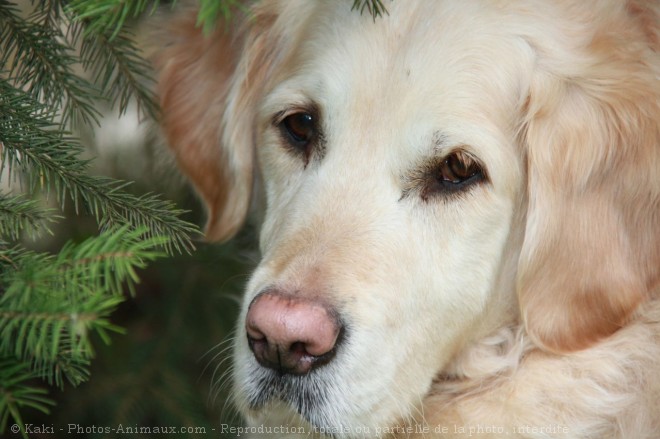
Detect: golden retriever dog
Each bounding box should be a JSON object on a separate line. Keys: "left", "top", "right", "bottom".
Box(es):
{"left": 155, "top": 1, "right": 660, "bottom": 437}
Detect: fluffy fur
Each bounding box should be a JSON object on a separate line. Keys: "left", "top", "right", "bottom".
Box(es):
{"left": 156, "top": 1, "right": 660, "bottom": 437}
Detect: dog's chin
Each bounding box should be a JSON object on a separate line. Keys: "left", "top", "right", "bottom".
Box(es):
{"left": 242, "top": 366, "right": 345, "bottom": 434}
{"left": 237, "top": 360, "right": 399, "bottom": 439}
{"left": 245, "top": 368, "right": 332, "bottom": 420}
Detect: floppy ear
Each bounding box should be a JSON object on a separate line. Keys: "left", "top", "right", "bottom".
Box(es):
{"left": 155, "top": 5, "right": 286, "bottom": 242}
{"left": 518, "top": 12, "right": 660, "bottom": 353}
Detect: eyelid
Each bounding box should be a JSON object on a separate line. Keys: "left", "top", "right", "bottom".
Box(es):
{"left": 271, "top": 108, "right": 295, "bottom": 126}
{"left": 271, "top": 109, "right": 291, "bottom": 127}
{"left": 271, "top": 105, "right": 316, "bottom": 127}
{"left": 442, "top": 149, "right": 485, "bottom": 175}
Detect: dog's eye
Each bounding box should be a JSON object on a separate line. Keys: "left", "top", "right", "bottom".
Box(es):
{"left": 280, "top": 112, "right": 316, "bottom": 152}
{"left": 418, "top": 150, "right": 485, "bottom": 200}
{"left": 438, "top": 152, "right": 482, "bottom": 185}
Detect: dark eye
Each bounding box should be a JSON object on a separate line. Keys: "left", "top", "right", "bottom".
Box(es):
{"left": 417, "top": 150, "right": 485, "bottom": 200}
{"left": 280, "top": 112, "right": 316, "bottom": 152}
{"left": 438, "top": 151, "right": 483, "bottom": 186}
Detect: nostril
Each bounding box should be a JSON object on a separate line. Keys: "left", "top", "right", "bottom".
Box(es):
{"left": 289, "top": 341, "right": 307, "bottom": 355}
{"left": 246, "top": 336, "right": 270, "bottom": 367}
{"left": 245, "top": 290, "right": 342, "bottom": 375}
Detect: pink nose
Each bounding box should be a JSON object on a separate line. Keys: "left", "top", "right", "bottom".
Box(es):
{"left": 246, "top": 291, "right": 342, "bottom": 375}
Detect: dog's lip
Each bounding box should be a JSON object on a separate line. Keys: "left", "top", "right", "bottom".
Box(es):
{"left": 242, "top": 346, "right": 340, "bottom": 413}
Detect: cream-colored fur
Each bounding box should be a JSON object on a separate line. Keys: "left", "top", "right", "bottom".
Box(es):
{"left": 156, "top": 1, "right": 660, "bottom": 437}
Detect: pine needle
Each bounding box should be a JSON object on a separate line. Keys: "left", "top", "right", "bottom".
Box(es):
{"left": 351, "top": 0, "right": 390, "bottom": 20}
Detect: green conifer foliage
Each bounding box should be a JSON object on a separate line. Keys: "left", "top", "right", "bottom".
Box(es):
{"left": 0, "top": 1, "right": 196, "bottom": 436}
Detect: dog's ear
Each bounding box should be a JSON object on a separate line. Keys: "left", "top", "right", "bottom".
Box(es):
{"left": 155, "top": 6, "right": 285, "bottom": 241}
{"left": 518, "top": 15, "right": 660, "bottom": 353}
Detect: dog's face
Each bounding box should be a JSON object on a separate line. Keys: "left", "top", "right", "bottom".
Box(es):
{"left": 157, "top": 0, "right": 660, "bottom": 436}
{"left": 234, "top": 2, "right": 529, "bottom": 431}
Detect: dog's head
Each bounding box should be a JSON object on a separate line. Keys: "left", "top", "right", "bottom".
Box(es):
{"left": 157, "top": 0, "right": 660, "bottom": 434}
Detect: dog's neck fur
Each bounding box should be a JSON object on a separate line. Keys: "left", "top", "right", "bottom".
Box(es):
{"left": 409, "top": 299, "right": 660, "bottom": 438}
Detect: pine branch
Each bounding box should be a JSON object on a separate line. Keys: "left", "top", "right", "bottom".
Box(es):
{"left": 197, "top": 0, "right": 245, "bottom": 34}
{"left": 0, "top": 78, "right": 198, "bottom": 254}
{"left": 0, "top": 227, "right": 168, "bottom": 387}
{"left": 78, "top": 28, "right": 158, "bottom": 119}
{"left": 98, "top": 191, "right": 199, "bottom": 255}
{"left": 0, "top": 0, "right": 101, "bottom": 127}
{"left": 56, "top": 225, "right": 168, "bottom": 296}
{"left": 0, "top": 75, "right": 82, "bottom": 191}
{"left": 0, "top": 358, "right": 54, "bottom": 439}
{"left": 66, "top": 0, "right": 248, "bottom": 37}
{"left": 0, "top": 1, "right": 202, "bottom": 434}
{"left": 65, "top": 0, "right": 161, "bottom": 39}
{"left": 0, "top": 193, "right": 56, "bottom": 241}
{"left": 33, "top": 0, "right": 66, "bottom": 28}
